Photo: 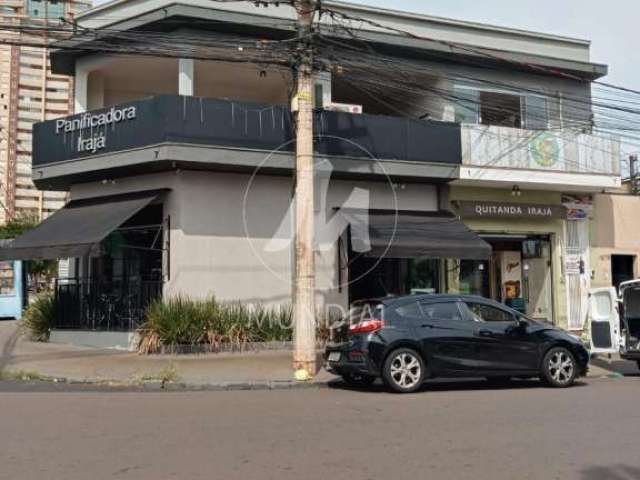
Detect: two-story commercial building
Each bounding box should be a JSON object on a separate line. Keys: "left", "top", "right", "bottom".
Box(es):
{"left": 0, "top": 0, "right": 621, "bottom": 346}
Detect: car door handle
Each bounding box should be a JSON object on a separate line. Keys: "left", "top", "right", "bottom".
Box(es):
{"left": 420, "top": 323, "right": 435, "bottom": 329}
{"left": 478, "top": 329, "right": 494, "bottom": 337}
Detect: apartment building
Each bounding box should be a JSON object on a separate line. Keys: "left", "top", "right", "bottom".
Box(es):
{"left": 0, "top": 0, "right": 90, "bottom": 223}
{"left": 0, "top": 0, "right": 622, "bottom": 347}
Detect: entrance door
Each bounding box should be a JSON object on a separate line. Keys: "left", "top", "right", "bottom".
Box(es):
{"left": 611, "top": 255, "right": 635, "bottom": 291}
{"left": 524, "top": 240, "right": 553, "bottom": 323}
{"left": 588, "top": 287, "right": 620, "bottom": 354}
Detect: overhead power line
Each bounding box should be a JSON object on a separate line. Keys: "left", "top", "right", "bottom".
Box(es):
{"left": 318, "top": 5, "right": 640, "bottom": 97}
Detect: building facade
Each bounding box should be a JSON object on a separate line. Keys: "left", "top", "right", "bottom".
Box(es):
{"left": 0, "top": 0, "right": 90, "bottom": 223}
{"left": 591, "top": 181, "right": 640, "bottom": 291}
{"left": 0, "top": 0, "right": 622, "bottom": 345}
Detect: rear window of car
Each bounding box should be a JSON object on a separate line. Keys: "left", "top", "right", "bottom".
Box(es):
{"left": 394, "top": 301, "right": 422, "bottom": 318}
{"left": 420, "top": 302, "right": 464, "bottom": 322}
{"left": 348, "top": 301, "right": 385, "bottom": 323}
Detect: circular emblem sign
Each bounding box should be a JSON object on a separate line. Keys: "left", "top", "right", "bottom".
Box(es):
{"left": 530, "top": 133, "right": 560, "bottom": 167}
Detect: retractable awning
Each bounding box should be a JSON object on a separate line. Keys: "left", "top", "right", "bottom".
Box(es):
{"left": 0, "top": 190, "right": 168, "bottom": 261}
{"left": 348, "top": 210, "right": 491, "bottom": 260}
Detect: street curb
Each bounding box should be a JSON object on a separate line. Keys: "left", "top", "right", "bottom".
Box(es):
{"left": 1, "top": 375, "right": 334, "bottom": 392}
{"left": 160, "top": 380, "right": 331, "bottom": 392}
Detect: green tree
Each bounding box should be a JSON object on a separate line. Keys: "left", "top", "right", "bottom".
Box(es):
{"left": 0, "top": 214, "right": 57, "bottom": 292}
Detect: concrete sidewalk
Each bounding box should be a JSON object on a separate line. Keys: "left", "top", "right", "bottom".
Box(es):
{"left": 0, "top": 320, "right": 332, "bottom": 388}
{"left": 1, "top": 320, "right": 637, "bottom": 388}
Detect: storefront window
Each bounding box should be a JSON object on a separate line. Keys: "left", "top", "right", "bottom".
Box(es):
{"left": 0, "top": 262, "right": 16, "bottom": 295}
{"left": 406, "top": 258, "right": 440, "bottom": 294}
{"left": 445, "top": 259, "right": 489, "bottom": 297}
{"left": 349, "top": 256, "right": 441, "bottom": 303}
{"left": 92, "top": 204, "right": 164, "bottom": 284}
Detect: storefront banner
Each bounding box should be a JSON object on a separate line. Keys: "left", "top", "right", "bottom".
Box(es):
{"left": 456, "top": 201, "right": 567, "bottom": 219}
{"left": 561, "top": 194, "right": 593, "bottom": 221}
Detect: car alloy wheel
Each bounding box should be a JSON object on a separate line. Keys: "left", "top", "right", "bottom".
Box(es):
{"left": 542, "top": 347, "right": 577, "bottom": 388}
{"left": 383, "top": 348, "right": 424, "bottom": 393}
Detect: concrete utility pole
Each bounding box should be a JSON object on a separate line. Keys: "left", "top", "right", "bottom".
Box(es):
{"left": 292, "top": 0, "right": 317, "bottom": 380}
{"left": 630, "top": 154, "right": 639, "bottom": 195}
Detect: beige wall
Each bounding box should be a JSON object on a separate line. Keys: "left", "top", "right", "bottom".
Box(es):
{"left": 71, "top": 170, "right": 438, "bottom": 309}
{"left": 591, "top": 192, "right": 640, "bottom": 288}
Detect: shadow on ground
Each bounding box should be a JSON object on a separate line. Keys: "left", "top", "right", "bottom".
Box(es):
{"left": 581, "top": 464, "right": 640, "bottom": 480}
{"left": 327, "top": 377, "right": 590, "bottom": 394}
{"left": 0, "top": 320, "right": 20, "bottom": 374}
{"left": 590, "top": 356, "right": 640, "bottom": 378}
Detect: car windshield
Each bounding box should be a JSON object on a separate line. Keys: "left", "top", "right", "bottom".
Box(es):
{"left": 518, "top": 313, "right": 545, "bottom": 326}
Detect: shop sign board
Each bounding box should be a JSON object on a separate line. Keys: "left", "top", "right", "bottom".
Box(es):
{"left": 456, "top": 201, "right": 567, "bottom": 219}
{"left": 564, "top": 254, "right": 582, "bottom": 276}
{"left": 55, "top": 106, "right": 138, "bottom": 155}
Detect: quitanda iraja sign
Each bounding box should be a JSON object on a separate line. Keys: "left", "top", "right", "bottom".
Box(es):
{"left": 456, "top": 201, "right": 567, "bottom": 219}
{"left": 55, "top": 106, "right": 137, "bottom": 154}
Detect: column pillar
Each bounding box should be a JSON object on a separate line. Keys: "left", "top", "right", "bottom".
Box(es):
{"left": 74, "top": 69, "right": 88, "bottom": 114}
{"left": 179, "top": 58, "right": 195, "bottom": 96}
{"left": 314, "top": 71, "right": 331, "bottom": 108}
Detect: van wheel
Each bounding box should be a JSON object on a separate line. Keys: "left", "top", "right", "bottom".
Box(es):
{"left": 382, "top": 348, "right": 425, "bottom": 393}
{"left": 541, "top": 347, "right": 577, "bottom": 388}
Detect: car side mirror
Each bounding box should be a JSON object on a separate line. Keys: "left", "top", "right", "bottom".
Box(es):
{"left": 516, "top": 318, "right": 528, "bottom": 329}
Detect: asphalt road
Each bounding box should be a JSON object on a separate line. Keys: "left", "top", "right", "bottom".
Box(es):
{"left": 1, "top": 377, "right": 639, "bottom": 480}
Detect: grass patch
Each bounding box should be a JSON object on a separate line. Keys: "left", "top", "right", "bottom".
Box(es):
{"left": 0, "top": 369, "right": 49, "bottom": 382}
{"left": 137, "top": 296, "right": 342, "bottom": 354}
{"left": 136, "top": 364, "right": 180, "bottom": 384}
{"left": 137, "top": 297, "right": 298, "bottom": 354}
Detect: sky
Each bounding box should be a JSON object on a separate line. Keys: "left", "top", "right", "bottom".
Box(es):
{"left": 92, "top": 0, "right": 640, "bottom": 91}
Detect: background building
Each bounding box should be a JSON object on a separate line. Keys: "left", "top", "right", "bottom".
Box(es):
{"left": 591, "top": 178, "right": 640, "bottom": 291}
{"left": 0, "top": 0, "right": 90, "bottom": 223}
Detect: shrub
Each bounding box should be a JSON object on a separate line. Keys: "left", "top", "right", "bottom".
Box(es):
{"left": 21, "top": 293, "right": 56, "bottom": 342}
{"left": 137, "top": 297, "right": 332, "bottom": 354}
{"left": 138, "top": 296, "right": 208, "bottom": 354}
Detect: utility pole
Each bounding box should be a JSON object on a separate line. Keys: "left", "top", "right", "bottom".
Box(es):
{"left": 39, "top": 0, "right": 50, "bottom": 220}
{"left": 630, "top": 154, "right": 639, "bottom": 195}
{"left": 292, "top": 0, "right": 317, "bottom": 380}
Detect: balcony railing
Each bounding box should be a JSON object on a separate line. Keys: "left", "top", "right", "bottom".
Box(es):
{"left": 54, "top": 277, "right": 163, "bottom": 331}
{"left": 33, "top": 95, "right": 462, "bottom": 168}
{"left": 460, "top": 124, "right": 620, "bottom": 176}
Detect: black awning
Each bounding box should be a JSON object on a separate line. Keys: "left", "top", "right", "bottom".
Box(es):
{"left": 0, "top": 190, "right": 168, "bottom": 261}
{"left": 348, "top": 211, "right": 491, "bottom": 260}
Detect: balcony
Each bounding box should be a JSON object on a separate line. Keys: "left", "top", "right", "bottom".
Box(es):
{"left": 456, "top": 124, "right": 621, "bottom": 191}
{"left": 32, "top": 95, "right": 462, "bottom": 190}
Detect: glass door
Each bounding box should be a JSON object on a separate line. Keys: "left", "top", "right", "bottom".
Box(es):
{"left": 523, "top": 238, "right": 554, "bottom": 323}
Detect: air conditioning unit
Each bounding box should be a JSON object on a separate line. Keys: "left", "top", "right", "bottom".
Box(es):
{"left": 324, "top": 102, "right": 363, "bottom": 114}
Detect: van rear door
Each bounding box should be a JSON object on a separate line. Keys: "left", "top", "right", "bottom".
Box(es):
{"left": 588, "top": 287, "right": 620, "bottom": 354}
{"left": 620, "top": 280, "right": 640, "bottom": 353}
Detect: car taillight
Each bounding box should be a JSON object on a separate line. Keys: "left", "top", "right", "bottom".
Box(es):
{"left": 349, "top": 319, "right": 384, "bottom": 335}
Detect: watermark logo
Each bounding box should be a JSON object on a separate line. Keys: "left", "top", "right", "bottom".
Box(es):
{"left": 241, "top": 134, "right": 399, "bottom": 291}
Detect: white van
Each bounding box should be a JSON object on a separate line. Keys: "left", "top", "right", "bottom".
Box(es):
{"left": 589, "top": 281, "right": 640, "bottom": 370}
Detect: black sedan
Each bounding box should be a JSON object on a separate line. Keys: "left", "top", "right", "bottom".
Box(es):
{"left": 325, "top": 295, "right": 589, "bottom": 393}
